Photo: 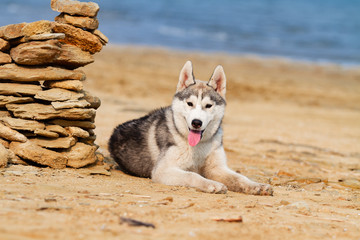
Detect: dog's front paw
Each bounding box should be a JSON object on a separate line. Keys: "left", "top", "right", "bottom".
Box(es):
{"left": 201, "top": 180, "right": 228, "bottom": 194}
{"left": 252, "top": 183, "right": 273, "bottom": 196}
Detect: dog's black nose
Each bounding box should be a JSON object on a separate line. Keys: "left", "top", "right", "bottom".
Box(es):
{"left": 191, "top": 119, "right": 202, "bottom": 129}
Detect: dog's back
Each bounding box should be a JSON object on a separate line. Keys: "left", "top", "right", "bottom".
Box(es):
{"left": 108, "top": 107, "right": 175, "bottom": 178}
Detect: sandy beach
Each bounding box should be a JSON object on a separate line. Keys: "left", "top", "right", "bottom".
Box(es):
{"left": 1, "top": 45, "right": 360, "bottom": 239}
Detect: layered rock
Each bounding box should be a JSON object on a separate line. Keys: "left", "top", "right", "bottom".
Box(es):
{"left": 0, "top": 83, "right": 42, "bottom": 96}
{"left": 10, "top": 40, "right": 62, "bottom": 65}
{"left": 52, "top": 23, "right": 102, "bottom": 54}
{"left": 0, "top": 22, "right": 27, "bottom": 40}
{"left": 10, "top": 141, "right": 67, "bottom": 169}
{"left": 10, "top": 40, "right": 94, "bottom": 68}
{"left": 55, "top": 13, "right": 99, "bottom": 30}
{"left": 0, "top": 122, "right": 27, "bottom": 142}
{"left": 6, "top": 103, "right": 96, "bottom": 120}
{"left": 0, "top": 39, "right": 10, "bottom": 51}
{"left": 43, "top": 80, "right": 83, "bottom": 91}
{"left": 0, "top": 64, "right": 86, "bottom": 81}
{"left": 0, "top": 0, "right": 107, "bottom": 169}
{"left": 51, "top": 0, "right": 100, "bottom": 17}
{"left": 0, "top": 144, "right": 9, "bottom": 167}
{"left": 0, "top": 52, "right": 12, "bottom": 64}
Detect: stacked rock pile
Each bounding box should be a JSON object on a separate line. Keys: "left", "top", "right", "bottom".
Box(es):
{"left": 0, "top": 0, "right": 108, "bottom": 169}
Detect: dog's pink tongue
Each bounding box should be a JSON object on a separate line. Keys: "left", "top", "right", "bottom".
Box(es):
{"left": 188, "top": 130, "right": 201, "bottom": 147}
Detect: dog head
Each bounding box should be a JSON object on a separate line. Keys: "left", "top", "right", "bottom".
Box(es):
{"left": 172, "top": 61, "right": 226, "bottom": 146}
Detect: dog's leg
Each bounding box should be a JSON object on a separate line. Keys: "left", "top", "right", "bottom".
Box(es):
{"left": 202, "top": 147, "right": 273, "bottom": 196}
{"left": 151, "top": 150, "right": 228, "bottom": 194}
{"left": 152, "top": 167, "right": 227, "bottom": 194}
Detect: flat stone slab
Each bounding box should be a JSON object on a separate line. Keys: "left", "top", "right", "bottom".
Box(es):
{"left": 92, "top": 29, "right": 108, "bottom": 45}
{"left": 0, "top": 144, "right": 9, "bottom": 168}
{"left": 53, "top": 43, "right": 94, "bottom": 68}
{"left": 52, "top": 99, "right": 90, "bottom": 110}
{"left": 10, "top": 40, "right": 94, "bottom": 68}
{"left": 51, "top": 0, "right": 100, "bottom": 17}
{"left": 65, "top": 142, "right": 97, "bottom": 168}
{"left": 0, "top": 117, "right": 45, "bottom": 131}
{"left": 10, "top": 40, "right": 62, "bottom": 66}
{"left": 43, "top": 80, "right": 83, "bottom": 92}
{"left": 52, "top": 23, "right": 102, "bottom": 54}
{"left": 0, "top": 96, "right": 34, "bottom": 107}
{"left": 45, "top": 125, "right": 68, "bottom": 136}
{"left": 21, "top": 20, "right": 54, "bottom": 37}
{"left": 0, "top": 64, "right": 86, "bottom": 82}
{"left": 0, "top": 111, "right": 11, "bottom": 118}
{"left": 66, "top": 126, "right": 89, "bottom": 138}
{"left": 55, "top": 13, "right": 99, "bottom": 30}
{"left": 11, "top": 33, "right": 65, "bottom": 46}
{"left": 0, "top": 38, "right": 10, "bottom": 51}
{"left": 10, "top": 141, "right": 67, "bottom": 169}
{"left": 35, "top": 88, "right": 84, "bottom": 102}
{"left": 79, "top": 135, "right": 96, "bottom": 145}
{"left": 34, "top": 129, "right": 59, "bottom": 138}
{"left": 49, "top": 119, "right": 95, "bottom": 129}
{"left": 0, "top": 22, "right": 27, "bottom": 40}
{"left": 83, "top": 91, "right": 101, "bottom": 109}
{"left": 0, "top": 122, "right": 27, "bottom": 142}
{"left": 6, "top": 103, "right": 96, "bottom": 120}
{"left": 0, "top": 83, "right": 42, "bottom": 96}
{"left": 29, "top": 136, "right": 76, "bottom": 149}
{"left": 26, "top": 33, "right": 65, "bottom": 41}
{"left": 0, "top": 52, "right": 12, "bottom": 65}
{"left": 0, "top": 21, "right": 54, "bottom": 41}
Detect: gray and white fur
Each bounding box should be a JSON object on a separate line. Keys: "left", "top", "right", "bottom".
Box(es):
{"left": 109, "top": 61, "right": 273, "bottom": 195}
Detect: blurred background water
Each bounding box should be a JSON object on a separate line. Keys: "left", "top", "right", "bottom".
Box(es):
{"left": 0, "top": 0, "right": 359, "bottom": 65}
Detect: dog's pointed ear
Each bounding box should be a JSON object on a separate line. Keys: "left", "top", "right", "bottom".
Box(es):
{"left": 208, "top": 65, "right": 226, "bottom": 99}
{"left": 177, "top": 61, "right": 195, "bottom": 92}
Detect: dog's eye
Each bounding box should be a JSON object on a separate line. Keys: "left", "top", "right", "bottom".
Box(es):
{"left": 205, "top": 104, "right": 213, "bottom": 109}
{"left": 187, "top": 102, "right": 193, "bottom": 107}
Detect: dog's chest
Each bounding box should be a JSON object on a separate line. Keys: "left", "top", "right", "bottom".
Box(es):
{"left": 177, "top": 142, "right": 212, "bottom": 173}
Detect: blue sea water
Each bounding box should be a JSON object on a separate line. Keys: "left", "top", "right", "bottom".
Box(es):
{"left": 0, "top": 0, "right": 359, "bottom": 65}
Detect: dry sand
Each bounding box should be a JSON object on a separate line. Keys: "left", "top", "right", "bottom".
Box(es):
{"left": 1, "top": 45, "right": 360, "bottom": 240}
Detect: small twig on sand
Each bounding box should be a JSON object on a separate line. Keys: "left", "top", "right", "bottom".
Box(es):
{"left": 177, "top": 202, "right": 195, "bottom": 209}
{"left": 119, "top": 217, "right": 155, "bottom": 228}
{"left": 212, "top": 216, "right": 243, "bottom": 223}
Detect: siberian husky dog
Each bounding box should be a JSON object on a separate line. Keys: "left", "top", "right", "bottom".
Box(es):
{"left": 109, "top": 61, "right": 273, "bottom": 195}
